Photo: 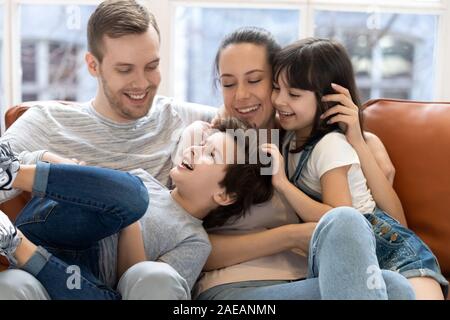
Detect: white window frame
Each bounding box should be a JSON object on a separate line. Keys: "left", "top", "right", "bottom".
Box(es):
{"left": 1, "top": 0, "right": 449, "bottom": 133}
{"left": 150, "top": 0, "right": 450, "bottom": 102}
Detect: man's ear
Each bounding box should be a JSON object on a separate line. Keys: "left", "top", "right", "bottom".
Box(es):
{"left": 213, "top": 190, "right": 236, "bottom": 207}
{"left": 86, "top": 52, "right": 99, "bottom": 76}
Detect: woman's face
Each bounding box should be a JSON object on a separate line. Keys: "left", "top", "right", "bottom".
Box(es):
{"left": 218, "top": 43, "right": 275, "bottom": 129}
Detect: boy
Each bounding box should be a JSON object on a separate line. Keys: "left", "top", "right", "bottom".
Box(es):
{"left": 0, "top": 118, "right": 273, "bottom": 299}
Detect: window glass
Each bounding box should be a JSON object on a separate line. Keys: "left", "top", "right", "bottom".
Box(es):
{"left": 20, "top": 4, "right": 96, "bottom": 102}
{"left": 174, "top": 7, "right": 300, "bottom": 106}
{"left": 315, "top": 11, "right": 438, "bottom": 102}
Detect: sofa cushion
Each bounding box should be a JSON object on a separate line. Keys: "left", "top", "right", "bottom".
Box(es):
{"left": 362, "top": 99, "right": 450, "bottom": 283}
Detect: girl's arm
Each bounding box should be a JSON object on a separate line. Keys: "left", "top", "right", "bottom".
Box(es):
{"left": 204, "top": 222, "right": 316, "bottom": 270}
{"left": 117, "top": 222, "right": 147, "bottom": 279}
{"left": 364, "top": 132, "right": 395, "bottom": 185}
{"left": 321, "top": 83, "right": 407, "bottom": 226}
{"left": 261, "top": 143, "right": 347, "bottom": 222}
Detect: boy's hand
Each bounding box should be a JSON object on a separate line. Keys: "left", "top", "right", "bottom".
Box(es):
{"left": 261, "top": 143, "right": 288, "bottom": 189}
{"left": 42, "top": 152, "right": 86, "bottom": 165}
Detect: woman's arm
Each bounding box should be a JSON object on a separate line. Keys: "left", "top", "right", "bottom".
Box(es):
{"left": 321, "top": 83, "right": 407, "bottom": 226}
{"left": 205, "top": 222, "right": 316, "bottom": 271}
{"left": 117, "top": 222, "right": 147, "bottom": 279}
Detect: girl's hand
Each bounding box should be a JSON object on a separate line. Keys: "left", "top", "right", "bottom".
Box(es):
{"left": 261, "top": 143, "right": 288, "bottom": 189}
{"left": 320, "top": 83, "right": 364, "bottom": 147}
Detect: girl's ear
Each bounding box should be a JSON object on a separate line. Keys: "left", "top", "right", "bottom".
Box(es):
{"left": 213, "top": 190, "right": 236, "bottom": 207}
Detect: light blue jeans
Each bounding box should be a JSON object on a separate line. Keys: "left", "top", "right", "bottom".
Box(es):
{"left": 197, "top": 207, "right": 415, "bottom": 300}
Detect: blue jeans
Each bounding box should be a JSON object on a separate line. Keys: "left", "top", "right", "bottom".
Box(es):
{"left": 197, "top": 207, "right": 415, "bottom": 300}
{"left": 13, "top": 162, "right": 149, "bottom": 300}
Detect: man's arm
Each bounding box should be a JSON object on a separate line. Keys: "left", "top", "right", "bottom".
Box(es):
{"left": 170, "top": 97, "right": 218, "bottom": 125}
{"left": 0, "top": 107, "right": 51, "bottom": 202}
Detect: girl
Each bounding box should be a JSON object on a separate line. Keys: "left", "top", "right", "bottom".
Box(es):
{"left": 264, "top": 37, "right": 448, "bottom": 299}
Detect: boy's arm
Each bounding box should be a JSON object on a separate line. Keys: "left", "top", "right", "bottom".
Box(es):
{"left": 117, "top": 222, "right": 147, "bottom": 279}
{"left": 2, "top": 107, "right": 51, "bottom": 155}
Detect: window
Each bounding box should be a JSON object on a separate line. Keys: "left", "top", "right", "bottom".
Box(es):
{"left": 19, "top": 4, "right": 96, "bottom": 102}
{"left": 173, "top": 6, "right": 300, "bottom": 106}
{"left": 1, "top": 0, "right": 449, "bottom": 109}
{"left": 314, "top": 11, "right": 438, "bottom": 102}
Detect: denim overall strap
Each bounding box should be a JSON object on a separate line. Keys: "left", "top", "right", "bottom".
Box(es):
{"left": 282, "top": 131, "right": 322, "bottom": 202}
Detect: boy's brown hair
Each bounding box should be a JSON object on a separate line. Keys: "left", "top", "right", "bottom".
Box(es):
{"left": 203, "top": 117, "right": 273, "bottom": 228}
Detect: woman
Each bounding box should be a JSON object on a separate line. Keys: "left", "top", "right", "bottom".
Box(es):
{"left": 194, "top": 27, "right": 411, "bottom": 300}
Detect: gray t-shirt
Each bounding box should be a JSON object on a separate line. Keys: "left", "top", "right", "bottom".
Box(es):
{"left": 99, "top": 169, "right": 211, "bottom": 298}
{"left": 138, "top": 169, "right": 211, "bottom": 294}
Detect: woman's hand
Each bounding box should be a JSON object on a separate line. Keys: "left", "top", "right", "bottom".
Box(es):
{"left": 42, "top": 152, "right": 86, "bottom": 165}
{"left": 287, "top": 222, "right": 317, "bottom": 256}
{"left": 260, "top": 143, "right": 288, "bottom": 190}
{"left": 320, "top": 83, "right": 364, "bottom": 147}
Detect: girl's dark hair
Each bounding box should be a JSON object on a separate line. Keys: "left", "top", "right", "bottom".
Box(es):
{"left": 273, "top": 37, "right": 363, "bottom": 150}
{"left": 213, "top": 26, "right": 281, "bottom": 88}
{"left": 203, "top": 117, "right": 273, "bottom": 228}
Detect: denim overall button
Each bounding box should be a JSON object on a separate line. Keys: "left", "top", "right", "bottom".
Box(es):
{"left": 371, "top": 218, "right": 378, "bottom": 226}
{"left": 380, "top": 225, "right": 390, "bottom": 234}
{"left": 390, "top": 233, "right": 398, "bottom": 242}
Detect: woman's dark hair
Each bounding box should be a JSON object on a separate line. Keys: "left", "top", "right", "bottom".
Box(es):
{"left": 203, "top": 117, "right": 273, "bottom": 228}
{"left": 273, "top": 37, "right": 363, "bottom": 150}
{"left": 213, "top": 26, "right": 281, "bottom": 88}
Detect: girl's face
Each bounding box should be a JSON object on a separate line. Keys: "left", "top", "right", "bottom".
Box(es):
{"left": 272, "top": 71, "right": 317, "bottom": 138}
{"left": 218, "top": 43, "right": 275, "bottom": 129}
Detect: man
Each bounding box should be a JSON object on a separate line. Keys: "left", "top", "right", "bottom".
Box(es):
{"left": 0, "top": 0, "right": 215, "bottom": 300}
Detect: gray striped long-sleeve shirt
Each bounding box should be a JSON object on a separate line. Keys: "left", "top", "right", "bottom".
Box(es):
{"left": 0, "top": 96, "right": 216, "bottom": 289}
{"left": 0, "top": 95, "right": 216, "bottom": 202}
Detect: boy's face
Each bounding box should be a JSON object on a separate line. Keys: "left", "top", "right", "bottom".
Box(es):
{"left": 170, "top": 132, "right": 235, "bottom": 199}
{"left": 87, "top": 27, "right": 161, "bottom": 122}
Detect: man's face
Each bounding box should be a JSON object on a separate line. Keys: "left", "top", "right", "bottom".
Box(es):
{"left": 92, "top": 27, "right": 161, "bottom": 122}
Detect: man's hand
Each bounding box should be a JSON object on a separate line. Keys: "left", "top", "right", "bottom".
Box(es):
{"left": 42, "top": 152, "right": 86, "bottom": 165}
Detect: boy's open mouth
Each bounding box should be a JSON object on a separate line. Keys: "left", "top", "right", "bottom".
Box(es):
{"left": 181, "top": 160, "right": 194, "bottom": 171}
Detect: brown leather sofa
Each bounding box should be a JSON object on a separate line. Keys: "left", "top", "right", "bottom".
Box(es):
{"left": 0, "top": 99, "right": 449, "bottom": 299}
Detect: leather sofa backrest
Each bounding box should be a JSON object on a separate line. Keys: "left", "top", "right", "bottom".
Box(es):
{"left": 362, "top": 99, "right": 450, "bottom": 281}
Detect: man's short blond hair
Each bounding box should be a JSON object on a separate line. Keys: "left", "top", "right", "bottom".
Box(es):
{"left": 87, "top": 0, "right": 160, "bottom": 61}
